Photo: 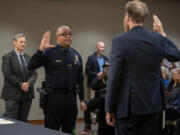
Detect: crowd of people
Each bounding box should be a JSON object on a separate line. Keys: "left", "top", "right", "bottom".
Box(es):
{"left": 161, "top": 65, "right": 180, "bottom": 134}
{"left": 0, "top": 1, "right": 180, "bottom": 135}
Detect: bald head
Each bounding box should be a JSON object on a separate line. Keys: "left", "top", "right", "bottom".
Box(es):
{"left": 96, "top": 41, "right": 105, "bottom": 56}
{"left": 56, "top": 25, "right": 71, "bottom": 36}
{"left": 125, "top": 0, "right": 149, "bottom": 23}
{"left": 96, "top": 41, "right": 104, "bottom": 47}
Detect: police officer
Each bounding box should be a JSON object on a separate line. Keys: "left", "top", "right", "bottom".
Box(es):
{"left": 27, "top": 25, "right": 87, "bottom": 134}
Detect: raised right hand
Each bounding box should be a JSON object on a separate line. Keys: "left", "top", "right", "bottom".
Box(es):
{"left": 39, "top": 31, "right": 55, "bottom": 51}
{"left": 153, "top": 15, "right": 167, "bottom": 37}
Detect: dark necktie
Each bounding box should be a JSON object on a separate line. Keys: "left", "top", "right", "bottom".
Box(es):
{"left": 20, "top": 54, "right": 27, "bottom": 81}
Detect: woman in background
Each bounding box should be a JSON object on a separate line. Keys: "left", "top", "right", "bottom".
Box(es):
{"left": 165, "top": 68, "right": 180, "bottom": 120}
{"left": 161, "top": 66, "right": 170, "bottom": 89}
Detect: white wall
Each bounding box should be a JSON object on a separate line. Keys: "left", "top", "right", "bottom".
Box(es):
{"left": 0, "top": 0, "right": 179, "bottom": 120}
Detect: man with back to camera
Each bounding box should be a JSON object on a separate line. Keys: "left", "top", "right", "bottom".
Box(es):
{"left": 27, "top": 25, "right": 87, "bottom": 134}
{"left": 105, "top": 1, "right": 180, "bottom": 135}
{"left": 81, "top": 41, "right": 108, "bottom": 134}
{"left": 1, "top": 34, "right": 38, "bottom": 122}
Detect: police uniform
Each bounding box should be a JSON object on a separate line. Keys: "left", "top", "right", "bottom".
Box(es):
{"left": 27, "top": 44, "right": 84, "bottom": 134}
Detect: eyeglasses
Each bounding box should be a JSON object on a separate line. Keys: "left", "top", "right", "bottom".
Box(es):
{"left": 56, "top": 32, "right": 73, "bottom": 37}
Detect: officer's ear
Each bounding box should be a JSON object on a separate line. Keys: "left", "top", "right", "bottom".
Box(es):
{"left": 55, "top": 35, "right": 58, "bottom": 40}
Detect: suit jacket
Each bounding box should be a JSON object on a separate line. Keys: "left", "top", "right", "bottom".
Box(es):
{"left": 1, "top": 50, "right": 38, "bottom": 101}
{"left": 105, "top": 26, "right": 180, "bottom": 118}
{"left": 85, "top": 52, "right": 108, "bottom": 87}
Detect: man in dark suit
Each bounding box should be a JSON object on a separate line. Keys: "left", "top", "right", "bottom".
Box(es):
{"left": 86, "top": 41, "right": 108, "bottom": 87}
{"left": 1, "top": 34, "right": 38, "bottom": 122}
{"left": 81, "top": 41, "right": 108, "bottom": 134}
{"left": 105, "top": 1, "right": 180, "bottom": 135}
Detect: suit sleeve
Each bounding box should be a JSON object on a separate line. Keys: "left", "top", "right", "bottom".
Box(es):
{"left": 105, "top": 37, "right": 125, "bottom": 113}
{"left": 27, "top": 50, "right": 47, "bottom": 71}
{"left": 85, "top": 57, "right": 98, "bottom": 76}
{"left": 2, "top": 55, "right": 23, "bottom": 88}
{"left": 163, "top": 37, "right": 180, "bottom": 62}
{"left": 27, "top": 70, "right": 38, "bottom": 88}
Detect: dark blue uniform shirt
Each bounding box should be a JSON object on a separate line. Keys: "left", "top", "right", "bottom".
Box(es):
{"left": 27, "top": 44, "right": 84, "bottom": 100}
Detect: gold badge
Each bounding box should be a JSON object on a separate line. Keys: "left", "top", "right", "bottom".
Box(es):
{"left": 56, "top": 59, "right": 62, "bottom": 63}
{"left": 75, "top": 55, "right": 79, "bottom": 63}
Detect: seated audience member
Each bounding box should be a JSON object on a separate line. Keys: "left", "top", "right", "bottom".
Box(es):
{"left": 91, "top": 63, "right": 115, "bottom": 135}
{"left": 161, "top": 66, "right": 170, "bottom": 89}
{"left": 165, "top": 68, "right": 180, "bottom": 121}
{"left": 81, "top": 41, "right": 108, "bottom": 134}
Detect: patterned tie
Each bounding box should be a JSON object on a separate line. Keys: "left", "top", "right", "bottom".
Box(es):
{"left": 20, "top": 54, "right": 27, "bottom": 81}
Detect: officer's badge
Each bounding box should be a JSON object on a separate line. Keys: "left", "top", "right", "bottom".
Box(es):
{"left": 56, "top": 59, "right": 62, "bottom": 63}
{"left": 75, "top": 55, "right": 79, "bottom": 63}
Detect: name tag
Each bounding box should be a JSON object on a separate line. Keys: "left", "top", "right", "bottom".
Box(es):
{"left": 56, "top": 59, "right": 62, "bottom": 63}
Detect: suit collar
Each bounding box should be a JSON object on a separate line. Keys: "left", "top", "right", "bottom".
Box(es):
{"left": 12, "top": 50, "right": 24, "bottom": 74}
{"left": 14, "top": 49, "right": 24, "bottom": 56}
{"left": 93, "top": 52, "right": 101, "bottom": 71}
{"left": 129, "top": 25, "right": 145, "bottom": 32}
{"left": 57, "top": 44, "right": 70, "bottom": 52}
{"left": 13, "top": 50, "right": 28, "bottom": 61}
{"left": 94, "top": 52, "right": 104, "bottom": 58}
